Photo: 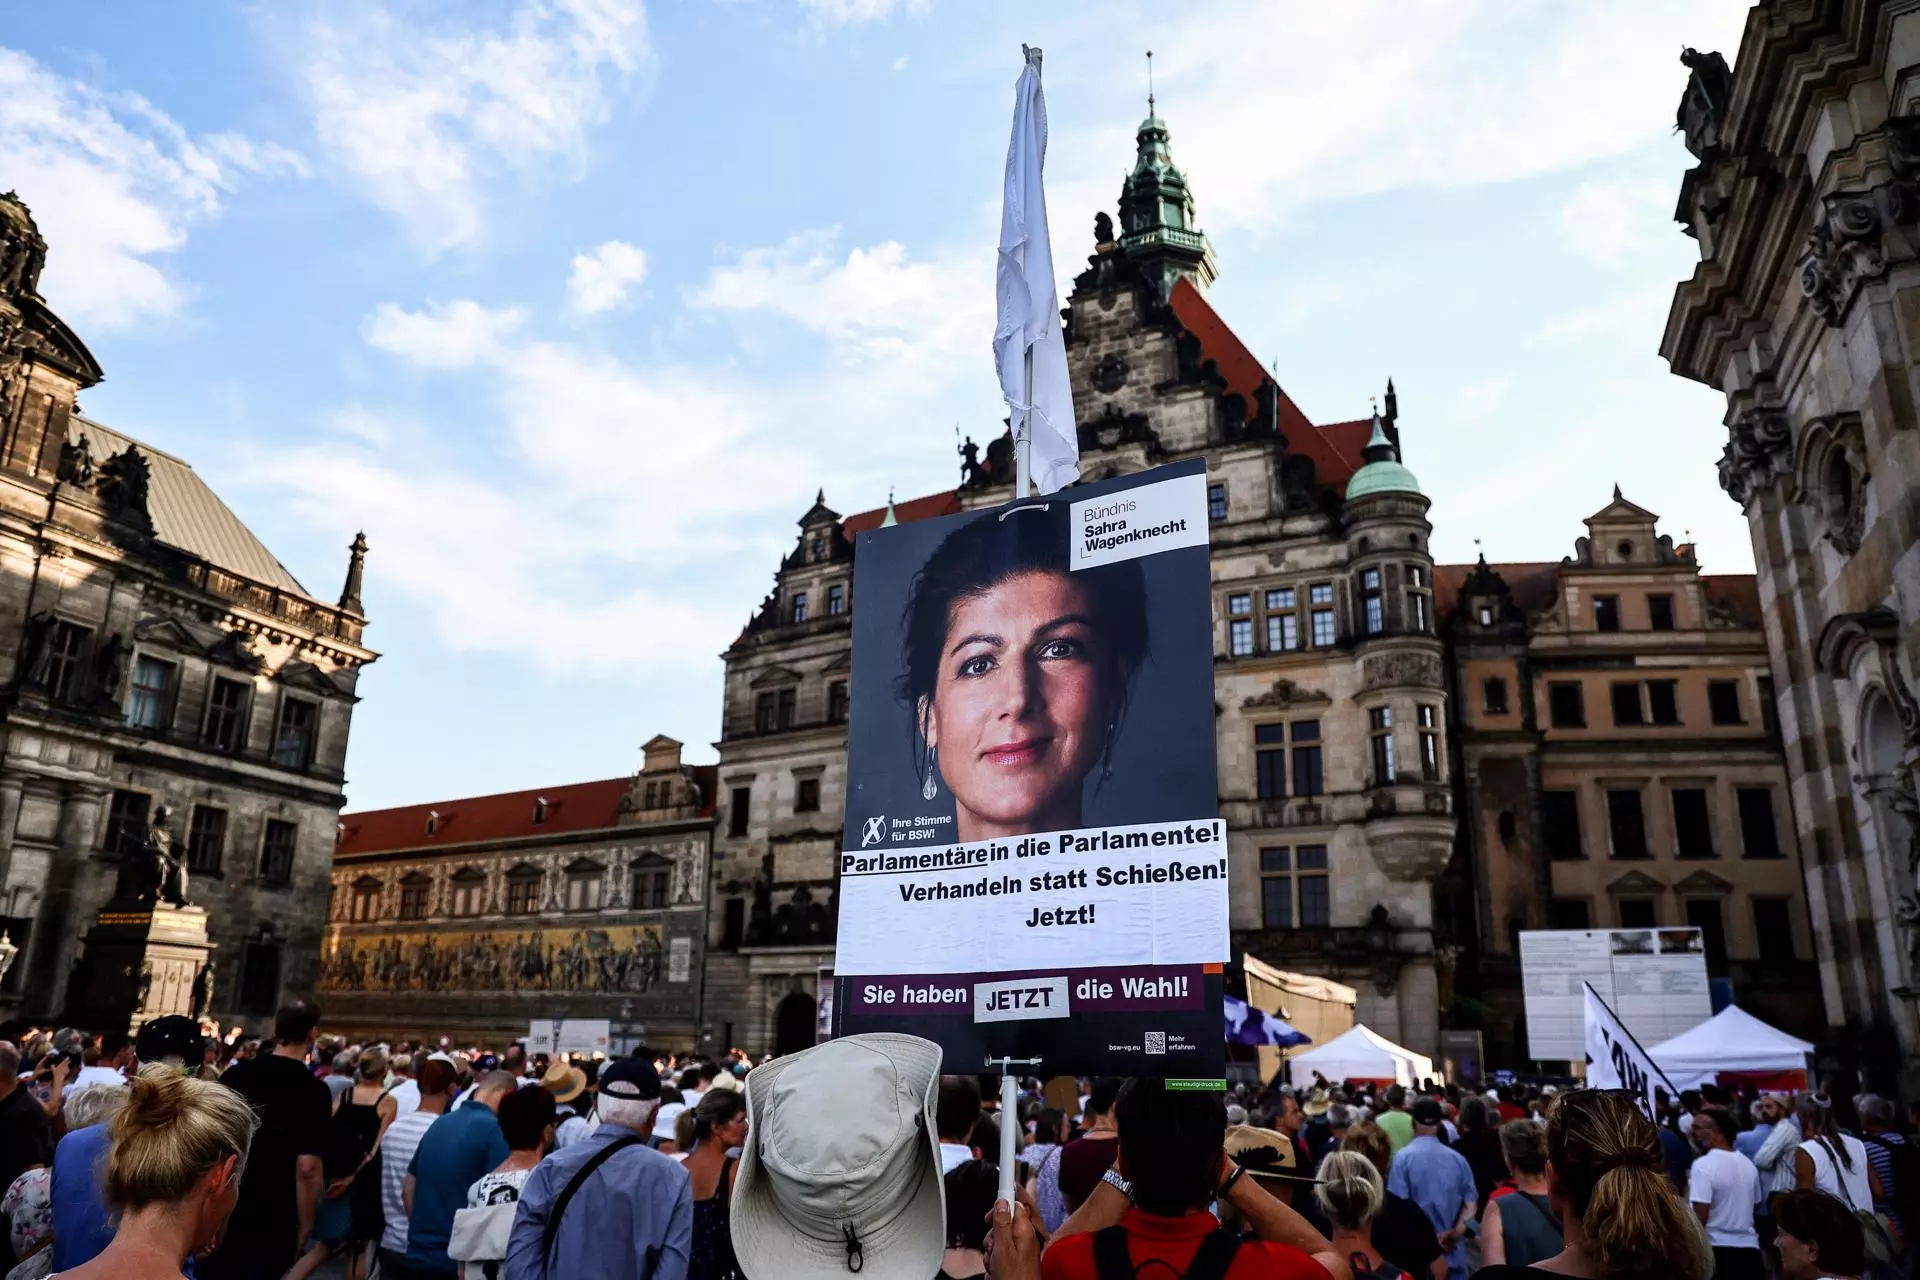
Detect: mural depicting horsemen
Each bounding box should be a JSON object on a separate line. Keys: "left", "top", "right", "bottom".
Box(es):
{"left": 318, "top": 924, "right": 669, "bottom": 995}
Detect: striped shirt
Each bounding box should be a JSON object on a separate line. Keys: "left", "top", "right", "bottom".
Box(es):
{"left": 379, "top": 1110, "right": 439, "bottom": 1254}
{"left": 1864, "top": 1131, "right": 1905, "bottom": 1234}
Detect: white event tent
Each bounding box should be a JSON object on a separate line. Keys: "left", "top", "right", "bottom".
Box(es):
{"left": 1286, "top": 1024, "right": 1436, "bottom": 1087}
{"left": 1648, "top": 1005, "right": 1815, "bottom": 1091}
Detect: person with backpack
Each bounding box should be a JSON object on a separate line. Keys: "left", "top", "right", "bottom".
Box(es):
{"left": 501, "top": 1057, "right": 690, "bottom": 1280}
{"left": 1316, "top": 1149, "right": 1416, "bottom": 1280}
{"left": 448, "top": 1085, "right": 556, "bottom": 1279}
{"left": 1856, "top": 1094, "right": 1917, "bottom": 1254}
{"left": 1479, "top": 1121, "right": 1559, "bottom": 1271}
{"left": 1040, "top": 1077, "right": 1340, "bottom": 1280}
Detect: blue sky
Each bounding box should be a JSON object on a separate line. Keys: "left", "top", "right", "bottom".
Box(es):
{"left": 3, "top": 0, "right": 1752, "bottom": 810}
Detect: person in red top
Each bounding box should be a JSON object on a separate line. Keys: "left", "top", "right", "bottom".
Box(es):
{"left": 1493, "top": 1087, "right": 1527, "bottom": 1125}
{"left": 1036, "top": 1078, "right": 1343, "bottom": 1280}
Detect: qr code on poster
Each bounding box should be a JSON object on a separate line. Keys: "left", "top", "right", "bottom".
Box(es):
{"left": 1144, "top": 1032, "right": 1166, "bottom": 1055}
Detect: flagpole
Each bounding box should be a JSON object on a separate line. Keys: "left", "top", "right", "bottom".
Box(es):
{"left": 1016, "top": 346, "right": 1033, "bottom": 499}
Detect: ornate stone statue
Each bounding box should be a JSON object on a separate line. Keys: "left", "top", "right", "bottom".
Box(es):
{"left": 144, "top": 807, "right": 190, "bottom": 908}
{"left": 1094, "top": 211, "right": 1115, "bottom": 246}
{"left": 95, "top": 446, "right": 153, "bottom": 533}
{"left": 0, "top": 195, "right": 48, "bottom": 301}
{"left": 190, "top": 960, "right": 215, "bottom": 1019}
{"left": 17, "top": 612, "right": 53, "bottom": 690}
{"left": 957, "top": 435, "right": 983, "bottom": 486}
{"left": 56, "top": 436, "right": 94, "bottom": 486}
{"left": 1677, "top": 48, "right": 1733, "bottom": 159}
{"left": 91, "top": 632, "right": 128, "bottom": 709}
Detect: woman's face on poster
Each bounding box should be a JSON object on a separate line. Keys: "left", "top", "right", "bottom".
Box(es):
{"left": 923, "top": 570, "right": 1112, "bottom": 839}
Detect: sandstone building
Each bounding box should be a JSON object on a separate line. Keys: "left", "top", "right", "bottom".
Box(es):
{"left": 319, "top": 737, "right": 715, "bottom": 1050}
{"left": 0, "top": 193, "right": 375, "bottom": 1026}
{"left": 1438, "top": 493, "right": 1818, "bottom": 1066}
{"left": 701, "top": 107, "right": 1461, "bottom": 1060}
{"left": 1665, "top": 2, "right": 1920, "bottom": 1089}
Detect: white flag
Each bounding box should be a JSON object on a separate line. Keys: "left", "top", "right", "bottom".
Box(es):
{"left": 1583, "top": 982, "right": 1673, "bottom": 1110}
{"left": 995, "top": 47, "right": 1078, "bottom": 495}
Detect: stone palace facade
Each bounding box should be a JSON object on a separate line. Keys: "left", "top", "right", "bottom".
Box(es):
{"left": 1665, "top": 1, "right": 1920, "bottom": 1091}
{"left": 0, "top": 193, "right": 376, "bottom": 1028}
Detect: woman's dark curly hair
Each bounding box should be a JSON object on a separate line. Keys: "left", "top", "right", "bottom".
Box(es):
{"left": 898, "top": 502, "right": 1148, "bottom": 788}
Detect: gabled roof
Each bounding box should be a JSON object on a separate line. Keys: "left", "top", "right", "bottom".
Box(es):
{"left": 1433, "top": 561, "right": 1562, "bottom": 623}
{"left": 337, "top": 766, "right": 718, "bottom": 858}
{"left": 1585, "top": 488, "right": 1660, "bottom": 524}
{"left": 73, "top": 416, "right": 314, "bottom": 600}
{"left": 843, "top": 490, "right": 960, "bottom": 536}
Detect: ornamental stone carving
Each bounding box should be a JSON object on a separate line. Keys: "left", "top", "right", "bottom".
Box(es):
{"left": 1717, "top": 408, "right": 1794, "bottom": 507}
{"left": 1800, "top": 191, "right": 1890, "bottom": 324}
{"left": 1242, "top": 677, "right": 1330, "bottom": 709}
{"left": 1360, "top": 652, "right": 1443, "bottom": 692}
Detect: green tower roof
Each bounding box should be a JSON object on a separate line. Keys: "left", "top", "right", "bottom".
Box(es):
{"left": 1344, "top": 411, "right": 1422, "bottom": 500}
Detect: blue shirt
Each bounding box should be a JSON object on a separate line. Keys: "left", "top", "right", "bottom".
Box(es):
{"left": 406, "top": 1099, "right": 510, "bottom": 1273}
{"left": 1387, "top": 1134, "right": 1477, "bottom": 1280}
{"left": 503, "top": 1124, "right": 692, "bottom": 1280}
{"left": 1734, "top": 1121, "right": 1773, "bottom": 1162}
{"left": 50, "top": 1124, "right": 114, "bottom": 1271}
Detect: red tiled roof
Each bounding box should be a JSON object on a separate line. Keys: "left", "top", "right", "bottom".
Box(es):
{"left": 842, "top": 490, "right": 961, "bottom": 536}
{"left": 1702, "top": 575, "right": 1762, "bottom": 627}
{"left": 1433, "top": 561, "right": 1563, "bottom": 623}
{"left": 336, "top": 766, "right": 718, "bottom": 858}
{"left": 1166, "top": 278, "right": 1367, "bottom": 487}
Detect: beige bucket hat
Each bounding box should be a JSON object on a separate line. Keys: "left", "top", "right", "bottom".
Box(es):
{"left": 731, "top": 1033, "right": 943, "bottom": 1280}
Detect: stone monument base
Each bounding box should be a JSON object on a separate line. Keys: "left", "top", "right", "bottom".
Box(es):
{"left": 65, "top": 902, "right": 214, "bottom": 1033}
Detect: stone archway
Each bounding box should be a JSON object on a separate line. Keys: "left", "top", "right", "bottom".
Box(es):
{"left": 773, "top": 990, "right": 817, "bottom": 1058}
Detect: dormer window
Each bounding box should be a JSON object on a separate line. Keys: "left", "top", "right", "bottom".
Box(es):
{"left": 1477, "top": 605, "right": 1494, "bottom": 627}
{"left": 532, "top": 798, "right": 549, "bottom": 824}
{"left": 425, "top": 810, "right": 441, "bottom": 836}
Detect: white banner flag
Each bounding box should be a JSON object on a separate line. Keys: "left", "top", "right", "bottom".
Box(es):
{"left": 995, "top": 46, "right": 1078, "bottom": 495}
{"left": 1583, "top": 982, "right": 1674, "bottom": 1109}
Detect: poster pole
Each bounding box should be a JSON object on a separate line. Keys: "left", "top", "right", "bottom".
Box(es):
{"left": 987, "top": 1055, "right": 1042, "bottom": 1204}
{"left": 1016, "top": 347, "right": 1033, "bottom": 500}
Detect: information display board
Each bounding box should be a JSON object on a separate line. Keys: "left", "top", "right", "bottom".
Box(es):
{"left": 1520, "top": 928, "right": 1711, "bottom": 1062}
{"left": 525, "top": 1018, "right": 612, "bottom": 1057}
{"left": 833, "top": 460, "right": 1226, "bottom": 1077}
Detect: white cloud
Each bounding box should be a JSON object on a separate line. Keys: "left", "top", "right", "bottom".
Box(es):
{"left": 0, "top": 47, "right": 304, "bottom": 329}
{"left": 1532, "top": 283, "right": 1676, "bottom": 348}
{"left": 1560, "top": 175, "right": 1677, "bottom": 268}
{"left": 1449, "top": 375, "right": 1511, "bottom": 422}
{"left": 798, "top": 0, "right": 926, "bottom": 25}
{"left": 296, "top": 0, "right": 650, "bottom": 250}
{"left": 362, "top": 299, "right": 525, "bottom": 368}
{"left": 566, "top": 239, "right": 648, "bottom": 313}
{"left": 892, "top": 55, "right": 910, "bottom": 72}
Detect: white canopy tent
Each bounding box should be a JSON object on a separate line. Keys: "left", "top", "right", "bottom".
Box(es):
{"left": 1648, "top": 1005, "right": 1815, "bottom": 1091}
{"left": 1286, "top": 1024, "right": 1436, "bottom": 1088}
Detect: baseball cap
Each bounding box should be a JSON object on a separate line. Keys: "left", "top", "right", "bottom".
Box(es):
{"left": 1411, "top": 1098, "right": 1444, "bottom": 1126}
{"left": 135, "top": 1015, "right": 203, "bottom": 1065}
{"left": 598, "top": 1056, "right": 662, "bottom": 1101}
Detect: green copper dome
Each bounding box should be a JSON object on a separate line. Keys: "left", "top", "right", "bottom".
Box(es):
{"left": 1344, "top": 411, "right": 1423, "bottom": 500}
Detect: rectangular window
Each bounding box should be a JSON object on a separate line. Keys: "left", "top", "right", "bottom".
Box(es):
{"left": 1648, "top": 594, "right": 1675, "bottom": 631}
{"left": 755, "top": 692, "right": 777, "bottom": 733}
{"left": 1267, "top": 613, "right": 1298, "bottom": 652}
{"left": 1369, "top": 707, "right": 1396, "bottom": 784}
{"left": 1758, "top": 675, "right": 1779, "bottom": 738}
{"left": 1310, "top": 609, "right": 1336, "bottom": 647}
{"left": 1208, "top": 483, "right": 1228, "bottom": 522}
{"left": 1483, "top": 678, "right": 1509, "bottom": 714}
{"left": 1685, "top": 898, "right": 1728, "bottom": 970}
{"left": 644, "top": 780, "right": 660, "bottom": 809}
{"left": 1611, "top": 682, "right": 1645, "bottom": 726}
{"left": 1260, "top": 847, "right": 1292, "bottom": 929}
{"left": 1753, "top": 898, "right": 1795, "bottom": 962}
{"left": 1618, "top": 898, "right": 1657, "bottom": 929}
{"left": 1255, "top": 724, "right": 1287, "bottom": 800}
{"left": 1408, "top": 593, "right": 1429, "bottom": 633}
{"left": 43, "top": 621, "right": 90, "bottom": 703}
{"left": 1550, "top": 898, "right": 1592, "bottom": 930}
{"left": 1418, "top": 705, "right": 1440, "bottom": 782}
{"left": 721, "top": 898, "right": 746, "bottom": 950}
{"left": 126, "top": 656, "right": 175, "bottom": 731}
{"left": 1361, "top": 570, "right": 1383, "bottom": 636}
{"left": 271, "top": 698, "right": 318, "bottom": 770}
{"left": 1297, "top": 845, "right": 1329, "bottom": 927}
{"left": 1292, "top": 720, "right": 1323, "bottom": 798}
{"left": 238, "top": 942, "right": 281, "bottom": 1017}
{"left": 1548, "top": 682, "right": 1585, "bottom": 728}
{"left": 1737, "top": 788, "right": 1781, "bottom": 858}
{"left": 351, "top": 882, "right": 381, "bottom": 923}
{"left": 566, "top": 873, "right": 603, "bottom": 912}
{"left": 185, "top": 806, "right": 227, "bottom": 874}
{"left": 104, "top": 789, "right": 151, "bottom": 857}
{"left": 827, "top": 584, "right": 845, "bottom": 616}
{"left": 1228, "top": 593, "right": 1251, "bottom": 616}
{"left": 1229, "top": 619, "right": 1254, "bottom": 657}
{"left": 1259, "top": 846, "right": 1329, "bottom": 929}
{"left": 1594, "top": 595, "right": 1621, "bottom": 632}
{"left": 399, "top": 879, "right": 431, "bottom": 920}
{"left": 1672, "top": 789, "right": 1715, "bottom": 858}
{"left": 258, "top": 819, "right": 297, "bottom": 887}
{"left": 450, "top": 875, "right": 485, "bottom": 917}
{"left": 1364, "top": 596, "right": 1384, "bottom": 635}
{"left": 1309, "top": 583, "right": 1333, "bottom": 606}
{"left": 204, "top": 678, "right": 251, "bottom": 754}
{"left": 506, "top": 876, "right": 542, "bottom": 915}
{"left": 1266, "top": 588, "right": 1295, "bottom": 612}
{"left": 1647, "top": 680, "right": 1680, "bottom": 726}
{"left": 827, "top": 680, "right": 849, "bottom": 725}
{"left": 649, "top": 870, "right": 670, "bottom": 909}
{"left": 1607, "top": 789, "right": 1649, "bottom": 859}
{"left": 791, "top": 592, "right": 808, "bottom": 623}
{"left": 728, "top": 786, "right": 751, "bottom": 838}
{"left": 795, "top": 777, "right": 821, "bottom": 813}
{"left": 1708, "top": 680, "right": 1743, "bottom": 725}
{"left": 777, "top": 687, "right": 796, "bottom": 729}
{"left": 1542, "top": 790, "right": 1583, "bottom": 859}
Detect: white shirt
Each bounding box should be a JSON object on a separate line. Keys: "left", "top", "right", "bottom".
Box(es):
{"left": 388, "top": 1077, "right": 421, "bottom": 1117}
{"left": 379, "top": 1110, "right": 438, "bottom": 1254}
{"left": 940, "top": 1142, "right": 974, "bottom": 1173}
{"left": 1799, "top": 1134, "right": 1874, "bottom": 1210}
{"left": 71, "top": 1065, "right": 126, "bottom": 1090}
{"left": 1688, "top": 1147, "right": 1760, "bottom": 1248}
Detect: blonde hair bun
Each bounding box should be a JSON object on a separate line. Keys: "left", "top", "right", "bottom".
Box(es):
{"left": 106, "top": 1063, "right": 258, "bottom": 1211}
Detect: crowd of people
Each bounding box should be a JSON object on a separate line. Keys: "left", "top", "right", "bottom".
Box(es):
{"left": 0, "top": 1003, "right": 1908, "bottom": 1280}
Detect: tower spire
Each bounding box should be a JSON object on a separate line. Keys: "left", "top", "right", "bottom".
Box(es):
{"left": 339, "top": 532, "right": 367, "bottom": 615}
{"left": 1146, "top": 50, "right": 1155, "bottom": 116}
{"left": 1115, "top": 73, "right": 1218, "bottom": 299}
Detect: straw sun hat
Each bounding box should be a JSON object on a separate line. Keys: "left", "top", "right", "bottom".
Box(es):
{"left": 731, "top": 1033, "right": 944, "bottom": 1280}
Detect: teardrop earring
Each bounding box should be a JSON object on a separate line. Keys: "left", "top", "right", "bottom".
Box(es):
{"left": 922, "top": 748, "right": 939, "bottom": 801}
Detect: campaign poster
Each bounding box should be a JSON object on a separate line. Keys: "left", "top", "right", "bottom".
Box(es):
{"left": 834, "top": 459, "right": 1226, "bottom": 1078}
